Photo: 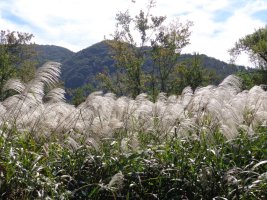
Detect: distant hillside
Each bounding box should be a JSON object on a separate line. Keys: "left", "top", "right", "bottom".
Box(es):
{"left": 32, "top": 41, "right": 246, "bottom": 89}
{"left": 62, "top": 41, "right": 115, "bottom": 88}
{"left": 32, "top": 44, "right": 74, "bottom": 65}
{"left": 178, "top": 54, "right": 245, "bottom": 83}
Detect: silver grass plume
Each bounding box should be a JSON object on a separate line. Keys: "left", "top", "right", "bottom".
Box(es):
{"left": 20, "top": 61, "right": 61, "bottom": 102}
{"left": 180, "top": 86, "right": 193, "bottom": 108}
{"left": 34, "top": 61, "right": 61, "bottom": 87}
{"left": 65, "top": 136, "right": 80, "bottom": 150}
{"left": 1, "top": 62, "right": 62, "bottom": 132}
{"left": 0, "top": 103, "right": 6, "bottom": 125}
{"left": 219, "top": 75, "right": 242, "bottom": 93}
{"left": 3, "top": 78, "right": 26, "bottom": 94}
{"left": 41, "top": 102, "right": 76, "bottom": 133}
{"left": 108, "top": 171, "right": 124, "bottom": 191}
{"left": 1, "top": 64, "right": 267, "bottom": 144}
{"left": 45, "top": 88, "right": 66, "bottom": 103}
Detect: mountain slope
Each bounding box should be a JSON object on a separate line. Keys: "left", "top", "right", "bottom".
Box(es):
{"left": 32, "top": 44, "right": 75, "bottom": 65}
{"left": 62, "top": 41, "right": 115, "bottom": 88}
{"left": 31, "top": 41, "right": 246, "bottom": 89}
{"left": 61, "top": 41, "right": 246, "bottom": 88}
{"left": 178, "top": 54, "right": 245, "bottom": 82}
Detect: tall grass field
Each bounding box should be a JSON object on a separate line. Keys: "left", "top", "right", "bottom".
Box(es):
{"left": 0, "top": 62, "right": 266, "bottom": 199}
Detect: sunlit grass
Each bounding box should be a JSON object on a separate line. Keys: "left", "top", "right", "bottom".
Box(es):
{"left": 0, "top": 62, "right": 266, "bottom": 199}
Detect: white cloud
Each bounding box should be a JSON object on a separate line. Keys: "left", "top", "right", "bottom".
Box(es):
{"left": 172, "top": 0, "right": 267, "bottom": 66}
{"left": 0, "top": 0, "right": 266, "bottom": 67}
{"left": 0, "top": 0, "right": 131, "bottom": 51}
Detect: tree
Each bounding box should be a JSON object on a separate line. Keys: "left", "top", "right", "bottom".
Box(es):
{"left": 230, "top": 26, "right": 267, "bottom": 69}
{"left": 0, "top": 30, "right": 34, "bottom": 65}
{"left": 150, "top": 19, "right": 192, "bottom": 98}
{"left": 230, "top": 26, "right": 267, "bottom": 85}
{"left": 235, "top": 70, "right": 265, "bottom": 90}
{"left": 102, "top": 0, "right": 192, "bottom": 98}
{"left": 0, "top": 45, "right": 14, "bottom": 100}
{"left": 0, "top": 30, "right": 35, "bottom": 100}
{"left": 69, "top": 83, "right": 95, "bottom": 106}
{"left": 170, "top": 53, "right": 216, "bottom": 93}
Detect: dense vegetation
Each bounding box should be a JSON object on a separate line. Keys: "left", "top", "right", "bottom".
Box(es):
{"left": 30, "top": 41, "right": 245, "bottom": 90}
{"left": 21, "top": 41, "right": 247, "bottom": 106}
{"left": 32, "top": 44, "right": 75, "bottom": 66}
{"left": 0, "top": 125, "right": 266, "bottom": 199}
{"left": 0, "top": 62, "right": 266, "bottom": 199}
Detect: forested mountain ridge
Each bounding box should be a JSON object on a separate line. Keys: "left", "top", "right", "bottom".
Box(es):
{"left": 178, "top": 53, "right": 246, "bottom": 83}
{"left": 33, "top": 41, "right": 246, "bottom": 89}
{"left": 62, "top": 41, "right": 115, "bottom": 88}
{"left": 32, "top": 44, "right": 75, "bottom": 65}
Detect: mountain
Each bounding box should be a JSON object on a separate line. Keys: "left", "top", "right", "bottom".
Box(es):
{"left": 62, "top": 41, "right": 115, "bottom": 88}
{"left": 32, "top": 41, "right": 246, "bottom": 89}
{"left": 177, "top": 54, "right": 245, "bottom": 83}
{"left": 32, "top": 44, "right": 75, "bottom": 65}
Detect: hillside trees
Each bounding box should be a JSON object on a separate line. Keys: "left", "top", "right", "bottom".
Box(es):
{"left": 99, "top": 0, "right": 193, "bottom": 98}
{"left": 173, "top": 53, "right": 216, "bottom": 93}
{"left": 0, "top": 30, "right": 35, "bottom": 100}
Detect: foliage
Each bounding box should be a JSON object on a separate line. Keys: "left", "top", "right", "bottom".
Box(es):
{"left": 0, "top": 56, "right": 266, "bottom": 199}
{"left": 0, "top": 125, "right": 266, "bottom": 199}
{"left": 171, "top": 53, "right": 217, "bottom": 94}
{"left": 230, "top": 26, "right": 267, "bottom": 86}
{"left": 61, "top": 41, "right": 243, "bottom": 92}
{"left": 236, "top": 70, "right": 267, "bottom": 90}
{"left": 0, "top": 44, "right": 15, "bottom": 101}
{"left": 68, "top": 83, "right": 95, "bottom": 106}
{"left": 0, "top": 30, "right": 35, "bottom": 100}
{"left": 230, "top": 25, "right": 267, "bottom": 69}
{"left": 102, "top": 0, "right": 193, "bottom": 98}
{"left": 17, "top": 60, "right": 37, "bottom": 83}
{"left": 0, "top": 30, "right": 34, "bottom": 65}
{"left": 149, "top": 19, "right": 192, "bottom": 98}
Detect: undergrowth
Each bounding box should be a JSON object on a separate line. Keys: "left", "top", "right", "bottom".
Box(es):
{"left": 0, "top": 126, "right": 266, "bottom": 199}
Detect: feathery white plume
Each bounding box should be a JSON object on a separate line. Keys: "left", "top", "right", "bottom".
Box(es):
{"left": 3, "top": 78, "right": 26, "bottom": 94}
{"left": 45, "top": 88, "right": 66, "bottom": 103}
{"left": 35, "top": 61, "right": 61, "bottom": 87}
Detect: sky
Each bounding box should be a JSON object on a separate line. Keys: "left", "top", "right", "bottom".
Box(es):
{"left": 0, "top": 0, "right": 267, "bottom": 67}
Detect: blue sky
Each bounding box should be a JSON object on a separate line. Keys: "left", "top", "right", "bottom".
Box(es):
{"left": 0, "top": 0, "right": 267, "bottom": 67}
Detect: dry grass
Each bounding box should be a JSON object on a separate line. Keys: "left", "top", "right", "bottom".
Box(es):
{"left": 0, "top": 62, "right": 266, "bottom": 148}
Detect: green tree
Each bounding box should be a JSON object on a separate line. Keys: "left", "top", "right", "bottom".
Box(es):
{"left": 236, "top": 70, "right": 266, "bottom": 90}
{"left": 0, "top": 45, "right": 14, "bottom": 100}
{"left": 230, "top": 26, "right": 267, "bottom": 85}
{"left": 0, "top": 30, "right": 35, "bottom": 100}
{"left": 102, "top": 0, "right": 192, "bottom": 98}
{"left": 171, "top": 53, "right": 216, "bottom": 93}
{"left": 105, "top": 40, "right": 144, "bottom": 97}
{"left": 150, "top": 19, "right": 192, "bottom": 99}
{"left": 105, "top": 0, "right": 166, "bottom": 98}
{"left": 69, "top": 83, "right": 95, "bottom": 106}
{"left": 230, "top": 26, "right": 267, "bottom": 69}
